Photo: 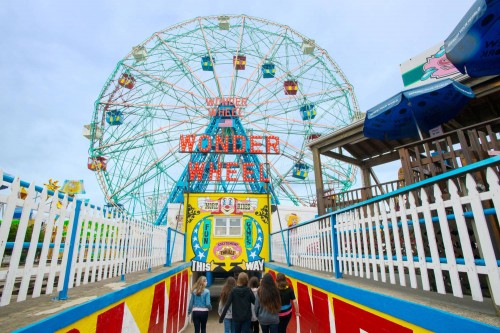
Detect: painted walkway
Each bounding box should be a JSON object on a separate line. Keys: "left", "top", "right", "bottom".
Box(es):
{"left": 1, "top": 263, "right": 498, "bottom": 332}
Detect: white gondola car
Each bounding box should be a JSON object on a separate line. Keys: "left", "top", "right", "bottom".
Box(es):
{"left": 218, "top": 16, "right": 230, "bottom": 30}
{"left": 83, "top": 124, "right": 102, "bottom": 140}
{"left": 132, "top": 45, "right": 147, "bottom": 62}
{"left": 301, "top": 39, "right": 315, "bottom": 55}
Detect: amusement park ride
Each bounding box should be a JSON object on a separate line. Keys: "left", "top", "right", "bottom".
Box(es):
{"left": 84, "top": 15, "right": 360, "bottom": 227}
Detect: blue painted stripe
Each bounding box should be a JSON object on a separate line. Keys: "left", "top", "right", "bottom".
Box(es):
{"left": 13, "top": 263, "right": 191, "bottom": 333}
{"left": 265, "top": 262, "right": 500, "bottom": 333}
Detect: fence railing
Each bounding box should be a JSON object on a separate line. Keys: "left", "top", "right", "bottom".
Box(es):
{"left": 0, "top": 171, "right": 184, "bottom": 307}
{"left": 271, "top": 156, "right": 500, "bottom": 306}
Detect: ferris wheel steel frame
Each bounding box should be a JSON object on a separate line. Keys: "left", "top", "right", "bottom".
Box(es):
{"left": 88, "top": 15, "right": 361, "bottom": 224}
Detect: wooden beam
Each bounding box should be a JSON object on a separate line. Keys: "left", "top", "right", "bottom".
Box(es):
{"left": 312, "top": 147, "right": 325, "bottom": 215}
{"left": 321, "top": 151, "right": 363, "bottom": 166}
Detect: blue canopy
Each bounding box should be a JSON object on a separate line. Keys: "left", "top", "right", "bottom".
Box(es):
{"left": 444, "top": 0, "right": 500, "bottom": 77}
{"left": 363, "top": 79, "right": 475, "bottom": 140}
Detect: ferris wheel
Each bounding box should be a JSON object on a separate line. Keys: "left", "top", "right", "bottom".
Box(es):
{"left": 87, "top": 15, "right": 359, "bottom": 223}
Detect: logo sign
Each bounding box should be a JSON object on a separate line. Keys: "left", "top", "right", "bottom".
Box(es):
{"left": 214, "top": 241, "right": 242, "bottom": 260}
{"left": 199, "top": 197, "right": 257, "bottom": 215}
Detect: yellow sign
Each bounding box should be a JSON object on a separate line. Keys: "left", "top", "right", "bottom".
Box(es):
{"left": 185, "top": 193, "right": 270, "bottom": 272}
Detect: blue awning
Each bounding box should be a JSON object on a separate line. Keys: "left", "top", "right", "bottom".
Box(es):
{"left": 363, "top": 79, "right": 475, "bottom": 140}
{"left": 445, "top": 0, "right": 500, "bottom": 77}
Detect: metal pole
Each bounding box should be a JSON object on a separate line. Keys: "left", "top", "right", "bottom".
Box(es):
{"left": 331, "top": 214, "right": 342, "bottom": 279}
{"left": 57, "top": 200, "right": 82, "bottom": 300}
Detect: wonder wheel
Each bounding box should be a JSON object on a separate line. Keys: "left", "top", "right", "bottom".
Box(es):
{"left": 87, "top": 15, "right": 359, "bottom": 223}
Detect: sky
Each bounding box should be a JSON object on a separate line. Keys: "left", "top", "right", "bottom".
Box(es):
{"left": 0, "top": 0, "right": 474, "bottom": 208}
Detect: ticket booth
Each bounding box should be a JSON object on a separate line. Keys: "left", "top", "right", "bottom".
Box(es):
{"left": 185, "top": 193, "right": 270, "bottom": 285}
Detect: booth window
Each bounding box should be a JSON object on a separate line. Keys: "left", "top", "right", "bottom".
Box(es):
{"left": 214, "top": 217, "right": 241, "bottom": 236}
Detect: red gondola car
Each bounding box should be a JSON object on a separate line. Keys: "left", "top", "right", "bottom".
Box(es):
{"left": 88, "top": 157, "right": 107, "bottom": 171}
{"left": 233, "top": 55, "right": 246, "bottom": 70}
{"left": 118, "top": 73, "right": 135, "bottom": 89}
{"left": 284, "top": 80, "right": 298, "bottom": 95}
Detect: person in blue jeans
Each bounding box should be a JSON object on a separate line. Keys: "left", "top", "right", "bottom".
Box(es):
{"left": 219, "top": 272, "right": 255, "bottom": 333}
{"left": 188, "top": 276, "right": 212, "bottom": 333}
{"left": 219, "top": 277, "right": 236, "bottom": 333}
{"left": 255, "top": 273, "right": 281, "bottom": 333}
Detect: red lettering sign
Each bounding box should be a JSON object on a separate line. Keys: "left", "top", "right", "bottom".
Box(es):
{"left": 333, "top": 298, "right": 412, "bottom": 333}
{"left": 296, "top": 282, "right": 330, "bottom": 332}
{"left": 148, "top": 282, "right": 165, "bottom": 333}
{"left": 96, "top": 302, "right": 124, "bottom": 333}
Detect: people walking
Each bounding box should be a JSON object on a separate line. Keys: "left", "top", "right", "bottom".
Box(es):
{"left": 254, "top": 273, "right": 281, "bottom": 333}
{"left": 219, "top": 277, "right": 236, "bottom": 333}
{"left": 276, "top": 273, "right": 299, "bottom": 333}
{"left": 248, "top": 276, "right": 260, "bottom": 333}
{"left": 188, "top": 275, "right": 212, "bottom": 333}
{"left": 219, "top": 272, "right": 256, "bottom": 333}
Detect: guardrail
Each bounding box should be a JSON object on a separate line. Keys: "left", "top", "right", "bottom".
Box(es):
{"left": 271, "top": 156, "right": 500, "bottom": 306}
{"left": 0, "top": 171, "right": 184, "bottom": 307}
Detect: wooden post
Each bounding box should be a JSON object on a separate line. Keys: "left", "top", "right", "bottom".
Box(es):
{"left": 312, "top": 147, "right": 325, "bottom": 215}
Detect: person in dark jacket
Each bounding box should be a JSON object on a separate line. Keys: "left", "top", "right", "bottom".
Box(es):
{"left": 219, "top": 272, "right": 256, "bottom": 333}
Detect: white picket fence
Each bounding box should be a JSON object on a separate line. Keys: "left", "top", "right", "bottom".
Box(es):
{"left": 0, "top": 171, "right": 182, "bottom": 307}
{"left": 271, "top": 158, "right": 500, "bottom": 306}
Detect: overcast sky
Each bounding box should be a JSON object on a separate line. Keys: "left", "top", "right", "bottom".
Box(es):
{"left": 0, "top": 0, "right": 474, "bottom": 207}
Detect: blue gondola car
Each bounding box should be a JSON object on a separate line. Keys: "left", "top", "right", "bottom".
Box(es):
{"left": 292, "top": 163, "right": 309, "bottom": 179}
{"left": 106, "top": 110, "right": 123, "bottom": 126}
{"left": 300, "top": 103, "right": 317, "bottom": 120}
{"left": 201, "top": 56, "right": 215, "bottom": 71}
{"left": 262, "top": 63, "right": 276, "bottom": 78}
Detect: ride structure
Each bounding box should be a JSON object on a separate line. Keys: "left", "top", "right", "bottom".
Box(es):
{"left": 86, "top": 15, "right": 360, "bottom": 224}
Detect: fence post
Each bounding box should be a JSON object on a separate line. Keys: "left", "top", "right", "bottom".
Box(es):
{"left": 280, "top": 230, "right": 291, "bottom": 266}
{"left": 165, "top": 228, "right": 172, "bottom": 267}
{"left": 331, "top": 214, "right": 342, "bottom": 279}
{"left": 57, "top": 200, "right": 82, "bottom": 300}
{"left": 287, "top": 229, "right": 291, "bottom": 266}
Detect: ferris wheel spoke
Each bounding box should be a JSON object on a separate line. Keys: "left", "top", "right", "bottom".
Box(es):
{"left": 244, "top": 53, "right": 317, "bottom": 102}
{"left": 154, "top": 33, "right": 218, "bottom": 99}
{"left": 95, "top": 115, "right": 207, "bottom": 152}
{"left": 198, "top": 18, "right": 224, "bottom": 97}
{"left": 269, "top": 164, "right": 308, "bottom": 206}
{"left": 235, "top": 31, "right": 286, "bottom": 98}
{"left": 108, "top": 150, "right": 176, "bottom": 200}
{"left": 122, "top": 63, "right": 206, "bottom": 102}
{"left": 228, "top": 16, "right": 247, "bottom": 97}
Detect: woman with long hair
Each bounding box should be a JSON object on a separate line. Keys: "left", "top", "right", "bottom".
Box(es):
{"left": 248, "top": 276, "right": 260, "bottom": 333}
{"left": 276, "top": 273, "right": 299, "bottom": 333}
{"left": 255, "top": 273, "right": 281, "bottom": 333}
{"left": 219, "top": 272, "right": 256, "bottom": 333}
{"left": 219, "top": 277, "right": 236, "bottom": 333}
{"left": 188, "top": 275, "right": 212, "bottom": 333}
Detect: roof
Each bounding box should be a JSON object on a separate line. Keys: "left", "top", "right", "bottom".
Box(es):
{"left": 307, "top": 75, "right": 500, "bottom": 168}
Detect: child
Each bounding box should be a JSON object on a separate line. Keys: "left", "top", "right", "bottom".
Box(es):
{"left": 255, "top": 273, "right": 281, "bottom": 333}
{"left": 276, "top": 273, "right": 299, "bottom": 333}
{"left": 188, "top": 276, "right": 212, "bottom": 333}
{"left": 219, "top": 277, "right": 236, "bottom": 333}
{"left": 248, "top": 276, "right": 260, "bottom": 333}
{"left": 219, "top": 272, "right": 256, "bottom": 333}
